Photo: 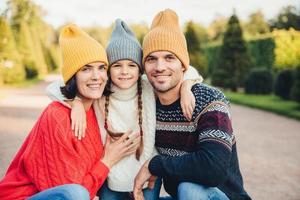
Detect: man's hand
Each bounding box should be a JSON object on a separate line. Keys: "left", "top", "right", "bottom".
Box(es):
{"left": 134, "top": 160, "right": 152, "bottom": 200}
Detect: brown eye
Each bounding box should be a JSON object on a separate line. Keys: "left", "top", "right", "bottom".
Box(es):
{"left": 146, "top": 57, "right": 155, "bottom": 62}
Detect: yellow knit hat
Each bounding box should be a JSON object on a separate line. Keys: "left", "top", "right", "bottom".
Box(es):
{"left": 59, "top": 24, "right": 108, "bottom": 83}
{"left": 142, "top": 9, "right": 189, "bottom": 70}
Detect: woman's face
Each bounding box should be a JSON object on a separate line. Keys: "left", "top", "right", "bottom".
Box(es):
{"left": 109, "top": 60, "right": 140, "bottom": 90}
{"left": 76, "top": 61, "right": 108, "bottom": 100}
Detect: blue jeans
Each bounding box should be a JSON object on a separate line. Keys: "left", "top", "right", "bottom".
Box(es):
{"left": 98, "top": 179, "right": 162, "bottom": 200}
{"left": 160, "top": 182, "right": 229, "bottom": 200}
{"left": 28, "top": 184, "right": 89, "bottom": 200}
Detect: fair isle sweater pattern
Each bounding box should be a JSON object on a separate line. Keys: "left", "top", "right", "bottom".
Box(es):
{"left": 155, "top": 83, "right": 234, "bottom": 157}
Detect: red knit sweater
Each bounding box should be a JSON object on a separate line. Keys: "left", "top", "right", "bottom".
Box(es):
{"left": 0, "top": 102, "right": 109, "bottom": 200}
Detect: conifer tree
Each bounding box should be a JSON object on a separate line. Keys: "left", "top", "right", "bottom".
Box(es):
{"left": 212, "top": 14, "right": 253, "bottom": 91}
{"left": 185, "top": 21, "right": 207, "bottom": 76}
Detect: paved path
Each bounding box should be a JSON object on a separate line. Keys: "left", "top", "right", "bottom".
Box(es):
{"left": 0, "top": 76, "right": 299, "bottom": 200}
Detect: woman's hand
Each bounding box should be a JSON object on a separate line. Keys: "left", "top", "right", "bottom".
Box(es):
{"left": 180, "top": 80, "right": 196, "bottom": 121}
{"left": 101, "top": 130, "right": 141, "bottom": 168}
{"left": 70, "top": 99, "right": 86, "bottom": 140}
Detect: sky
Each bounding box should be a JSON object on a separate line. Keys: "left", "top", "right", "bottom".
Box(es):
{"left": 1, "top": 0, "right": 299, "bottom": 27}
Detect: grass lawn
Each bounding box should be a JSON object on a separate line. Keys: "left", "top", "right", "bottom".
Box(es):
{"left": 224, "top": 92, "right": 300, "bottom": 121}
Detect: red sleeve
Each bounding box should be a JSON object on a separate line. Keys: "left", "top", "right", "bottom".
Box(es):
{"left": 23, "top": 103, "right": 109, "bottom": 198}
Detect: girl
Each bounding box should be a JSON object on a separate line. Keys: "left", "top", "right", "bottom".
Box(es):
{"left": 47, "top": 19, "right": 201, "bottom": 200}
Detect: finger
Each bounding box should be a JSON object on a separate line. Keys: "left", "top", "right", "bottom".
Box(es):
{"left": 124, "top": 133, "right": 140, "bottom": 146}
{"left": 74, "top": 121, "right": 79, "bottom": 138}
{"left": 78, "top": 122, "right": 82, "bottom": 140}
{"left": 82, "top": 122, "right": 87, "bottom": 138}
{"left": 148, "top": 180, "right": 155, "bottom": 190}
{"left": 148, "top": 176, "right": 157, "bottom": 190}
{"left": 118, "top": 131, "right": 132, "bottom": 143}
{"left": 71, "top": 118, "right": 75, "bottom": 131}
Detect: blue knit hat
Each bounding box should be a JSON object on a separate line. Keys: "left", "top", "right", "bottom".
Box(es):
{"left": 106, "top": 19, "right": 143, "bottom": 72}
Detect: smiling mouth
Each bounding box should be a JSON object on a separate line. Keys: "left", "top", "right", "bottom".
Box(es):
{"left": 118, "top": 78, "right": 132, "bottom": 80}
{"left": 87, "top": 84, "right": 101, "bottom": 89}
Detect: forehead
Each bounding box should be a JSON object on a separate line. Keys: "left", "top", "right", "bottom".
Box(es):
{"left": 85, "top": 61, "right": 106, "bottom": 67}
{"left": 148, "top": 51, "right": 174, "bottom": 57}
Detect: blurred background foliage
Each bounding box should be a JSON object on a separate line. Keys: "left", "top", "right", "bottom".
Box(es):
{"left": 0, "top": 0, "right": 300, "bottom": 104}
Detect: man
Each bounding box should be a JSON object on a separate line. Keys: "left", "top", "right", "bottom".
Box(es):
{"left": 133, "top": 9, "right": 251, "bottom": 200}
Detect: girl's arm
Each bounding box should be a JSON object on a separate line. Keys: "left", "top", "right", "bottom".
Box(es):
{"left": 181, "top": 66, "right": 203, "bottom": 121}
{"left": 46, "top": 80, "right": 87, "bottom": 139}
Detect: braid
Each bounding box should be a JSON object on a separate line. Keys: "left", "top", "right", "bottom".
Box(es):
{"left": 136, "top": 77, "right": 143, "bottom": 160}
{"left": 104, "top": 78, "right": 112, "bottom": 130}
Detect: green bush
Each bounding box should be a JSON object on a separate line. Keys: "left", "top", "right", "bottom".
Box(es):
{"left": 245, "top": 68, "right": 273, "bottom": 94}
{"left": 248, "top": 37, "right": 275, "bottom": 69}
{"left": 290, "top": 68, "right": 300, "bottom": 103}
{"left": 274, "top": 69, "right": 295, "bottom": 99}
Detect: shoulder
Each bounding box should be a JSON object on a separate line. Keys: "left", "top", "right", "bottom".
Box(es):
{"left": 39, "top": 102, "right": 72, "bottom": 131}
{"left": 192, "top": 83, "right": 230, "bottom": 118}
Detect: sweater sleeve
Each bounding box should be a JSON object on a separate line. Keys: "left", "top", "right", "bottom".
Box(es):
{"left": 24, "top": 104, "right": 109, "bottom": 198}
{"left": 183, "top": 65, "right": 203, "bottom": 82}
{"left": 148, "top": 102, "right": 233, "bottom": 186}
{"left": 46, "top": 79, "right": 68, "bottom": 102}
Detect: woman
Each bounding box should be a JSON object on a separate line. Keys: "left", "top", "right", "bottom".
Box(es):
{"left": 47, "top": 19, "right": 201, "bottom": 200}
{"left": 0, "top": 24, "right": 139, "bottom": 200}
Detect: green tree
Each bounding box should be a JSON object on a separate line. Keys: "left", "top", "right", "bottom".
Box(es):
{"left": 270, "top": 5, "right": 300, "bottom": 31}
{"left": 0, "top": 15, "right": 25, "bottom": 84}
{"left": 185, "top": 21, "right": 207, "bottom": 76}
{"left": 207, "top": 15, "right": 227, "bottom": 41}
{"left": 212, "top": 14, "right": 253, "bottom": 91}
{"left": 245, "top": 10, "right": 270, "bottom": 36}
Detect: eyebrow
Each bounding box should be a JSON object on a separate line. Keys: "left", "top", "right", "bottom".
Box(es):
{"left": 85, "top": 64, "right": 106, "bottom": 68}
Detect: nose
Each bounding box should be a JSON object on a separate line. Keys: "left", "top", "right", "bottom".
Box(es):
{"left": 155, "top": 59, "right": 166, "bottom": 72}
{"left": 91, "top": 68, "right": 101, "bottom": 80}
{"left": 120, "top": 66, "right": 129, "bottom": 75}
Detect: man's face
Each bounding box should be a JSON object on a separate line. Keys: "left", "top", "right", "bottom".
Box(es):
{"left": 144, "top": 51, "right": 185, "bottom": 93}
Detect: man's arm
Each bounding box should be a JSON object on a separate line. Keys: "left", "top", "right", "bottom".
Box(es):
{"left": 148, "top": 102, "right": 233, "bottom": 186}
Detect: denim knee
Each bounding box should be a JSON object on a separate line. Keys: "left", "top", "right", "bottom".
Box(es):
{"left": 62, "top": 184, "right": 90, "bottom": 200}
{"left": 177, "top": 182, "right": 229, "bottom": 200}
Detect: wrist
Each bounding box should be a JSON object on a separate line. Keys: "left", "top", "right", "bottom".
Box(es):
{"left": 101, "top": 157, "right": 112, "bottom": 169}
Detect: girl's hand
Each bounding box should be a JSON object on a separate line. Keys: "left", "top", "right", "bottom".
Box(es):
{"left": 71, "top": 99, "right": 86, "bottom": 140}
{"left": 101, "top": 130, "right": 141, "bottom": 168}
{"left": 180, "top": 80, "right": 196, "bottom": 121}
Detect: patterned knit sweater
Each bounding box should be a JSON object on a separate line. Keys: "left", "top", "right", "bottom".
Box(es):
{"left": 148, "top": 83, "right": 251, "bottom": 200}
{"left": 0, "top": 102, "right": 109, "bottom": 200}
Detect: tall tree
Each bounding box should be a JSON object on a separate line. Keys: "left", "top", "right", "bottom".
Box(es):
{"left": 185, "top": 21, "right": 207, "bottom": 76}
{"left": 245, "top": 10, "right": 270, "bottom": 36}
{"left": 207, "top": 15, "right": 227, "bottom": 41}
{"left": 212, "top": 14, "right": 253, "bottom": 91}
{"left": 0, "top": 15, "right": 25, "bottom": 84}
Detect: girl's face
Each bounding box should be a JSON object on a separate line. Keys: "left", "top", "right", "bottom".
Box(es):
{"left": 76, "top": 61, "right": 108, "bottom": 100}
{"left": 109, "top": 60, "right": 140, "bottom": 90}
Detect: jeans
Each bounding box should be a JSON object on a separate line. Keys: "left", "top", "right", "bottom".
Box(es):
{"left": 98, "top": 179, "right": 162, "bottom": 200}
{"left": 28, "top": 184, "right": 90, "bottom": 200}
{"left": 160, "top": 182, "right": 229, "bottom": 200}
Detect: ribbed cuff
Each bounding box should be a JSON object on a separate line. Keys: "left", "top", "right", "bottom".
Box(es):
{"left": 148, "top": 155, "right": 164, "bottom": 177}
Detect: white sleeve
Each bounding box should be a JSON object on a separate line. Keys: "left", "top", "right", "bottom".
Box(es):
{"left": 183, "top": 65, "right": 203, "bottom": 82}
{"left": 45, "top": 79, "right": 68, "bottom": 102}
